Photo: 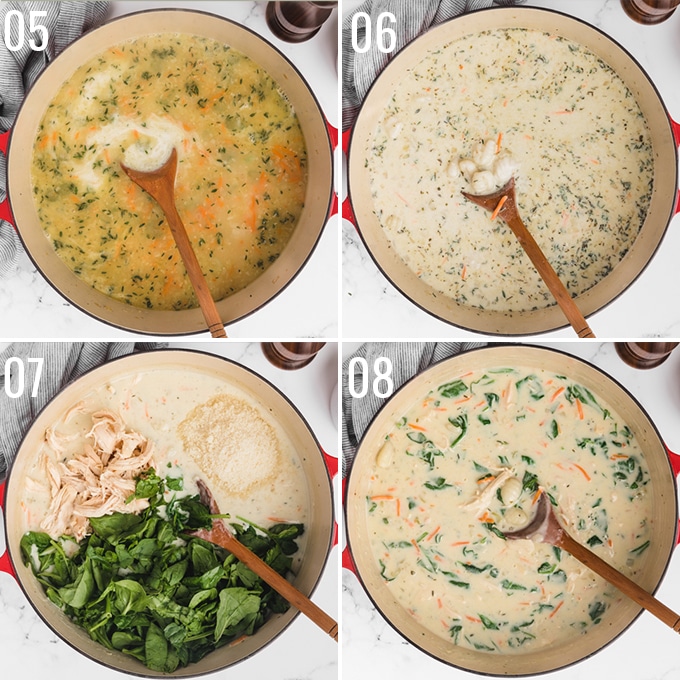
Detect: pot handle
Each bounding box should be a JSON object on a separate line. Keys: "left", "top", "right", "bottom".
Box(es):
{"left": 341, "top": 126, "right": 358, "bottom": 230}
{"left": 666, "top": 445, "right": 680, "bottom": 545}
{"left": 0, "top": 129, "right": 14, "bottom": 227}
{"left": 672, "top": 117, "right": 680, "bottom": 216}
{"left": 325, "top": 118, "right": 339, "bottom": 219}
{"left": 322, "top": 448, "right": 339, "bottom": 548}
{"left": 0, "top": 480, "right": 17, "bottom": 579}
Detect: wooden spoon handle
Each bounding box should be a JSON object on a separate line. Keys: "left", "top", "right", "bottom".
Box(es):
{"left": 559, "top": 532, "right": 680, "bottom": 632}
{"left": 220, "top": 530, "right": 338, "bottom": 641}
{"left": 505, "top": 214, "right": 595, "bottom": 338}
{"left": 162, "top": 202, "right": 227, "bottom": 338}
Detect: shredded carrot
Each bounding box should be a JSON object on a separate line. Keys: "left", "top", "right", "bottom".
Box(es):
{"left": 572, "top": 463, "right": 591, "bottom": 481}
{"left": 495, "top": 132, "right": 503, "bottom": 154}
{"left": 408, "top": 423, "right": 427, "bottom": 432}
{"left": 370, "top": 495, "right": 394, "bottom": 502}
{"left": 125, "top": 184, "right": 137, "bottom": 212}
{"left": 461, "top": 265, "right": 467, "bottom": 280}
{"left": 395, "top": 498, "right": 401, "bottom": 517}
{"left": 411, "top": 538, "right": 421, "bottom": 554}
{"left": 550, "top": 386, "right": 565, "bottom": 402}
{"left": 610, "top": 454, "right": 629, "bottom": 460}
{"left": 532, "top": 489, "right": 542, "bottom": 505}
{"left": 575, "top": 398, "right": 584, "bottom": 420}
{"left": 450, "top": 541, "right": 470, "bottom": 547}
{"left": 426, "top": 526, "right": 441, "bottom": 542}
{"left": 490, "top": 194, "right": 508, "bottom": 221}
{"left": 479, "top": 511, "right": 495, "bottom": 524}
{"left": 549, "top": 600, "right": 565, "bottom": 618}
{"left": 465, "top": 615, "right": 482, "bottom": 623}
{"left": 272, "top": 144, "right": 303, "bottom": 183}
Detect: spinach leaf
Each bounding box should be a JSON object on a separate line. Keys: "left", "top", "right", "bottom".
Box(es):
{"left": 215, "top": 588, "right": 261, "bottom": 641}
{"left": 21, "top": 473, "right": 304, "bottom": 672}
{"left": 448, "top": 414, "right": 468, "bottom": 447}
{"left": 438, "top": 380, "right": 468, "bottom": 398}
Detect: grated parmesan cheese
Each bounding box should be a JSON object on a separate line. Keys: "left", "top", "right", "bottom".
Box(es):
{"left": 178, "top": 394, "right": 281, "bottom": 497}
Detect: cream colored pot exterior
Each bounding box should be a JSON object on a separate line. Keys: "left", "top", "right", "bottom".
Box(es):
{"left": 4, "top": 350, "right": 334, "bottom": 678}
{"left": 347, "top": 8, "right": 677, "bottom": 335}
{"left": 346, "top": 345, "right": 677, "bottom": 676}
{"left": 7, "top": 10, "right": 333, "bottom": 335}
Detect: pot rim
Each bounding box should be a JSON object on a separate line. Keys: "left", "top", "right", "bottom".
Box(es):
{"left": 8, "top": 7, "right": 335, "bottom": 337}
{"left": 3, "top": 347, "right": 334, "bottom": 678}
{"left": 344, "top": 342, "right": 678, "bottom": 676}
{"left": 346, "top": 5, "right": 678, "bottom": 336}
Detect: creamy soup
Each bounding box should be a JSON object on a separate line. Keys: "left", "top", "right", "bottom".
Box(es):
{"left": 365, "top": 366, "right": 652, "bottom": 653}
{"left": 21, "top": 366, "right": 310, "bottom": 562}
{"left": 32, "top": 34, "right": 307, "bottom": 311}
{"left": 368, "top": 28, "right": 654, "bottom": 312}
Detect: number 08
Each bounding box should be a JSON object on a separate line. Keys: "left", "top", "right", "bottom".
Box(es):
{"left": 351, "top": 11, "right": 397, "bottom": 55}
{"left": 348, "top": 357, "right": 394, "bottom": 399}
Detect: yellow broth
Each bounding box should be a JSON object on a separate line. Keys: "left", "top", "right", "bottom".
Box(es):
{"left": 31, "top": 34, "right": 307, "bottom": 310}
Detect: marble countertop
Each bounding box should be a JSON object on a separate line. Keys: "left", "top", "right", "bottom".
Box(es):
{"left": 0, "top": 1, "right": 339, "bottom": 340}
{"left": 0, "top": 340, "right": 339, "bottom": 680}
{"left": 342, "top": 340, "right": 680, "bottom": 680}
{"left": 342, "top": 0, "right": 680, "bottom": 340}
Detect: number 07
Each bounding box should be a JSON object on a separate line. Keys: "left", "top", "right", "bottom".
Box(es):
{"left": 351, "top": 11, "right": 397, "bottom": 55}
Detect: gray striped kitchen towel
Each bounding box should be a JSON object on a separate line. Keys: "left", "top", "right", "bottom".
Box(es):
{"left": 0, "top": 1, "right": 109, "bottom": 279}
{"left": 342, "top": 0, "right": 524, "bottom": 130}
{"left": 342, "top": 342, "right": 486, "bottom": 476}
{"left": 0, "top": 342, "right": 161, "bottom": 481}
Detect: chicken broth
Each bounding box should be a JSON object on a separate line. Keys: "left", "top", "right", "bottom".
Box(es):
{"left": 368, "top": 28, "right": 654, "bottom": 312}
{"left": 31, "top": 34, "right": 307, "bottom": 310}
{"left": 365, "top": 366, "right": 653, "bottom": 653}
{"left": 20, "top": 367, "right": 310, "bottom": 563}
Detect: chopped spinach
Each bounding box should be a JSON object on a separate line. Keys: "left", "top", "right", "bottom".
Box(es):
{"left": 438, "top": 379, "right": 468, "bottom": 398}
{"left": 20, "top": 471, "right": 304, "bottom": 672}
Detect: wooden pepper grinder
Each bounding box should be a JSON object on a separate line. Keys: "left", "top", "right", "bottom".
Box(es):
{"left": 615, "top": 342, "right": 679, "bottom": 369}
{"left": 266, "top": 2, "right": 337, "bottom": 43}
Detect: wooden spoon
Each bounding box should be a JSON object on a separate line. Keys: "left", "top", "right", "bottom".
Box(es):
{"left": 462, "top": 178, "right": 595, "bottom": 338}
{"left": 121, "top": 149, "right": 227, "bottom": 338}
{"left": 190, "top": 479, "right": 338, "bottom": 642}
{"left": 505, "top": 491, "right": 680, "bottom": 632}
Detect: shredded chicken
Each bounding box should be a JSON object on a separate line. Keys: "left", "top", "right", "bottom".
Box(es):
{"left": 40, "top": 410, "right": 156, "bottom": 540}
{"left": 461, "top": 468, "right": 514, "bottom": 515}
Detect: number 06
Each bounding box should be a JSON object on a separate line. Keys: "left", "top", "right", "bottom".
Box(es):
{"left": 351, "top": 11, "right": 397, "bottom": 55}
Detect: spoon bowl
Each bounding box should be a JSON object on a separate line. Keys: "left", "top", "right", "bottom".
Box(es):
{"left": 505, "top": 491, "right": 680, "bottom": 633}
{"left": 121, "top": 148, "right": 227, "bottom": 338}
{"left": 462, "top": 178, "right": 595, "bottom": 338}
